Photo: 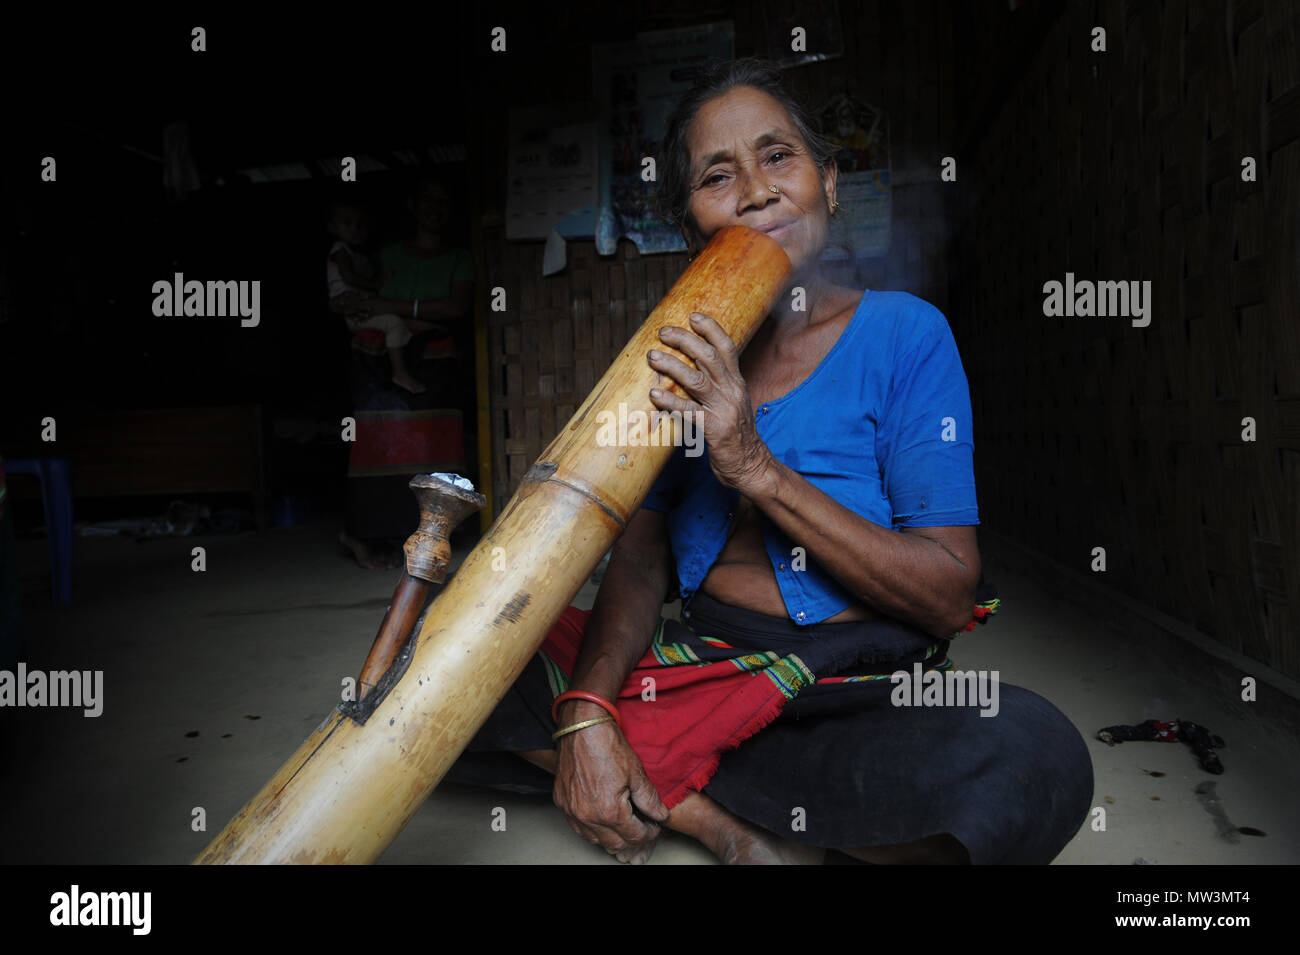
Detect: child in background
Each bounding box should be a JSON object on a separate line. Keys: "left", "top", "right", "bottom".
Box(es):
{"left": 327, "top": 201, "right": 426, "bottom": 394}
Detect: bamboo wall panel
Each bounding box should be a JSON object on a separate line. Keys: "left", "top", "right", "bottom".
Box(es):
{"left": 952, "top": 0, "right": 1300, "bottom": 679}
{"left": 485, "top": 234, "right": 690, "bottom": 511}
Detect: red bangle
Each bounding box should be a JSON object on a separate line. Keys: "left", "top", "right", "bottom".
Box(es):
{"left": 551, "top": 690, "right": 622, "bottom": 729}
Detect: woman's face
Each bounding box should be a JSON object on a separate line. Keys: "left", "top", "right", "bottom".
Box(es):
{"left": 412, "top": 184, "right": 450, "bottom": 231}
{"left": 681, "top": 85, "right": 836, "bottom": 274}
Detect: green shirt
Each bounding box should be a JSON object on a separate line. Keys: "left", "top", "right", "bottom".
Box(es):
{"left": 379, "top": 243, "right": 474, "bottom": 301}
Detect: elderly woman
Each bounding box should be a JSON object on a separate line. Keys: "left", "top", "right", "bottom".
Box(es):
{"left": 448, "top": 58, "right": 1093, "bottom": 864}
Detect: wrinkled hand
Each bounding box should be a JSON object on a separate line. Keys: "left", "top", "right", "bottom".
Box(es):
{"left": 647, "top": 311, "right": 773, "bottom": 492}
{"left": 553, "top": 715, "right": 670, "bottom": 864}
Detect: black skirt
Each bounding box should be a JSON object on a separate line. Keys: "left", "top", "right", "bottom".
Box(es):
{"left": 445, "top": 592, "right": 1095, "bottom": 864}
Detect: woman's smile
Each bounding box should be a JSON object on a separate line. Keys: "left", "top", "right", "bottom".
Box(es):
{"left": 759, "top": 221, "right": 796, "bottom": 240}
{"left": 681, "top": 85, "right": 836, "bottom": 274}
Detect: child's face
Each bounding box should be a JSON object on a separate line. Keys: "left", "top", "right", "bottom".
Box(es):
{"left": 330, "top": 207, "right": 368, "bottom": 245}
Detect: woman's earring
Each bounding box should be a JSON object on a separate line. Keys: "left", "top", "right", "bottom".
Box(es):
{"left": 830, "top": 199, "right": 840, "bottom": 217}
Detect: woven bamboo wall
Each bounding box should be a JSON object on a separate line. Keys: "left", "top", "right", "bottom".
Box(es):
{"left": 485, "top": 233, "right": 688, "bottom": 507}
{"left": 952, "top": 1, "right": 1300, "bottom": 678}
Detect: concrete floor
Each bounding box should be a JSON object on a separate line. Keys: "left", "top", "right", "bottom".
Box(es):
{"left": 1, "top": 517, "right": 1297, "bottom": 865}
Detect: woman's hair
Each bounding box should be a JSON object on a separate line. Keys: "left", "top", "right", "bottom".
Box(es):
{"left": 654, "top": 56, "right": 837, "bottom": 232}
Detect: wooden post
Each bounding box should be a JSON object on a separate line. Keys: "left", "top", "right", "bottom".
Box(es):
{"left": 195, "top": 226, "right": 791, "bottom": 864}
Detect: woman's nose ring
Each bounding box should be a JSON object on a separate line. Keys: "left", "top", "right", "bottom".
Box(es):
{"left": 769, "top": 185, "right": 780, "bottom": 194}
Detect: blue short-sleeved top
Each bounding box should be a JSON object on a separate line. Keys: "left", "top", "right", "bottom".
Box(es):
{"left": 641, "top": 289, "right": 980, "bottom": 625}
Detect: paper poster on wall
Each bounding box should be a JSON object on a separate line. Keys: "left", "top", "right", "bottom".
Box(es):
{"left": 506, "top": 110, "right": 599, "bottom": 241}
{"left": 819, "top": 92, "right": 891, "bottom": 259}
{"left": 591, "top": 22, "right": 735, "bottom": 255}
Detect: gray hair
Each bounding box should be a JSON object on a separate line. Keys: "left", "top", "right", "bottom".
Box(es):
{"left": 653, "top": 57, "right": 837, "bottom": 234}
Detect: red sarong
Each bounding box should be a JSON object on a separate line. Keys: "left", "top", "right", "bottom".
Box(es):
{"left": 539, "top": 607, "right": 818, "bottom": 808}
{"left": 538, "top": 595, "right": 999, "bottom": 808}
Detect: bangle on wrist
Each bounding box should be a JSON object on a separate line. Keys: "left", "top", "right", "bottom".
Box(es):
{"left": 551, "top": 690, "right": 622, "bottom": 729}
{"left": 551, "top": 716, "right": 614, "bottom": 742}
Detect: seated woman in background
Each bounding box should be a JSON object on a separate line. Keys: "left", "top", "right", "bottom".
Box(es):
{"left": 326, "top": 200, "right": 425, "bottom": 395}
{"left": 335, "top": 178, "right": 476, "bottom": 570}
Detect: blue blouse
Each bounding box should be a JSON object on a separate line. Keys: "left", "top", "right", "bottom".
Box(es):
{"left": 641, "top": 289, "right": 980, "bottom": 625}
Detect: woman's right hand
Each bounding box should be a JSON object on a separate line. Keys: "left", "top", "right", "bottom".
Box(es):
{"left": 552, "top": 705, "right": 671, "bottom": 864}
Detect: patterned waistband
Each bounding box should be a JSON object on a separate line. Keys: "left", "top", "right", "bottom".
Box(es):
{"left": 681, "top": 591, "right": 941, "bottom": 663}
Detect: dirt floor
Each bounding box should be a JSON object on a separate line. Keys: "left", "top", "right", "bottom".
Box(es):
{"left": 1, "top": 518, "right": 1296, "bottom": 865}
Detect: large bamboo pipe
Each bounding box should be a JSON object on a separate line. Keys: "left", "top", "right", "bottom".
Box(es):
{"left": 195, "top": 225, "right": 791, "bottom": 864}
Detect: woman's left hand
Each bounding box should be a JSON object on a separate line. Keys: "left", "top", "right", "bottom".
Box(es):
{"left": 647, "top": 312, "right": 773, "bottom": 492}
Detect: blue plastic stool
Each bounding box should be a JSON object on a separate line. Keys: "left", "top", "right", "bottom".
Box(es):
{"left": 4, "top": 457, "right": 73, "bottom": 605}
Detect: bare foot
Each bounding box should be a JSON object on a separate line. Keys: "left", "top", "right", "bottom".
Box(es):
{"left": 669, "top": 791, "right": 825, "bottom": 865}
{"left": 714, "top": 822, "right": 826, "bottom": 865}
{"left": 392, "top": 371, "right": 427, "bottom": 394}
